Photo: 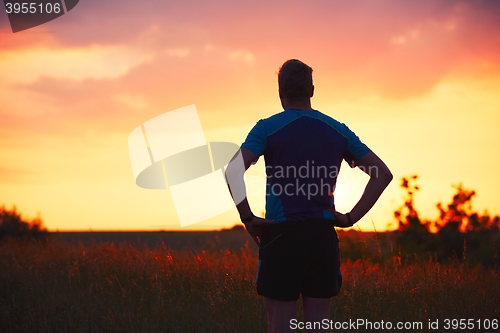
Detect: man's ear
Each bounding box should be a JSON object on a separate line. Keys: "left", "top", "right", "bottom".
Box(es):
{"left": 310, "top": 85, "right": 315, "bottom": 98}
{"left": 278, "top": 87, "right": 284, "bottom": 98}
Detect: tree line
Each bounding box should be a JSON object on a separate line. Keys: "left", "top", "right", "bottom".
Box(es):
{"left": 393, "top": 175, "right": 499, "bottom": 265}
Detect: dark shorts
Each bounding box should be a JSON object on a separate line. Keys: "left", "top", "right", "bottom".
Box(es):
{"left": 256, "top": 219, "right": 342, "bottom": 301}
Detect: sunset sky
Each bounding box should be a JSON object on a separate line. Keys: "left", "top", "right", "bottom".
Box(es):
{"left": 1, "top": 0, "right": 499, "bottom": 231}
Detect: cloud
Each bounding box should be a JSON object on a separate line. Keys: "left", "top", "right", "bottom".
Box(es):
{"left": 2, "top": 0, "right": 500, "bottom": 127}
{"left": 164, "top": 48, "right": 190, "bottom": 57}
{"left": 0, "top": 45, "right": 152, "bottom": 85}
{"left": 2, "top": 0, "right": 498, "bottom": 100}
{"left": 228, "top": 50, "right": 254, "bottom": 66}
{"left": 112, "top": 94, "right": 148, "bottom": 110}
{"left": 0, "top": 166, "right": 37, "bottom": 183}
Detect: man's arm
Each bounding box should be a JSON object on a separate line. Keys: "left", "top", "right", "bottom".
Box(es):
{"left": 225, "top": 148, "right": 273, "bottom": 245}
{"left": 225, "top": 148, "right": 257, "bottom": 219}
{"left": 333, "top": 151, "right": 393, "bottom": 227}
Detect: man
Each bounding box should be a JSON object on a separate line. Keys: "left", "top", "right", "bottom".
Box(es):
{"left": 225, "top": 59, "right": 392, "bottom": 333}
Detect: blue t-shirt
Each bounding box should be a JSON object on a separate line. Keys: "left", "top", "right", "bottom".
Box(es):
{"left": 241, "top": 109, "right": 371, "bottom": 223}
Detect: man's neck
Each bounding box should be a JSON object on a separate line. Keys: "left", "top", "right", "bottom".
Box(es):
{"left": 282, "top": 99, "right": 313, "bottom": 111}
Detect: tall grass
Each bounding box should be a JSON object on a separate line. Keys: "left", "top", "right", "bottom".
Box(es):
{"left": 1, "top": 238, "right": 499, "bottom": 332}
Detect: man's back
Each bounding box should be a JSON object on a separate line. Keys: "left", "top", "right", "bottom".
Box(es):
{"left": 242, "top": 109, "right": 371, "bottom": 222}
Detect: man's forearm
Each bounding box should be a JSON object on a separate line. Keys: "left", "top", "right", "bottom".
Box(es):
{"left": 225, "top": 149, "right": 253, "bottom": 220}
{"left": 349, "top": 172, "right": 393, "bottom": 223}
{"left": 235, "top": 198, "right": 252, "bottom": 219}
{"left": 226, "top": 175, "right": 252, "bottom": 219}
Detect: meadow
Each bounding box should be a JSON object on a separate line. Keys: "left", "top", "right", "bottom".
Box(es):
{"left": 1, "top": 230, "right": 499, "bottom": 332}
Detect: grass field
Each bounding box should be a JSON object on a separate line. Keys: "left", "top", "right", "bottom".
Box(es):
{"left": 1, "top": 233, "right": 499, "bottom": 332}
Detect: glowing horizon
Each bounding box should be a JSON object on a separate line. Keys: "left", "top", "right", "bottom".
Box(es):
{"left": 1, "top": 0, "right": 499, "bottom": 231}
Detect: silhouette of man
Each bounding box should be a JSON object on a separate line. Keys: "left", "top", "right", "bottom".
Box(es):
{"left": 226, "top": 59, "right": 392, "bottom": 333}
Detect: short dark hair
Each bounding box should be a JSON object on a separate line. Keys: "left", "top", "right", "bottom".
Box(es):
{"left": 278, "top": 59, "right": 313, "bottom": 101}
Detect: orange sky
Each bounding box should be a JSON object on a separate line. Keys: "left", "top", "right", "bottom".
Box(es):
{"left": 1, "top": 0, "right": 499, "bottom": 231}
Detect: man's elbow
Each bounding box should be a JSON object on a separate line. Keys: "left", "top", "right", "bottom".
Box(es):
{"left": 380, "top": 167, "right": 393, "bottom": 185}
{"left": 370, "top": 165, "right": 392, "bottom": 185}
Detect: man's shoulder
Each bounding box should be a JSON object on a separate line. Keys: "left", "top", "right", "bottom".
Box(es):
{"left": 257, "top": 109, "right": 346, "bottom": 135}
{"left": 260, "top": 110, "right": 290, "bottom": 122}
{"left": 300, "top": 110, "right": 349, "bottom": 134}
{"left": 255, "top": 110, "right": 298, "bottom": 135}
{"left": 310, "top": 110, "right": 341, "bottom": 125}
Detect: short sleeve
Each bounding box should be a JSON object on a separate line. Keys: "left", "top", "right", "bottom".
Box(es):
{"left": 241, "top": 120, "right": 267, "bottom": 157}
{"left": 342, "top": 125, "right": 371, "bottom": 168}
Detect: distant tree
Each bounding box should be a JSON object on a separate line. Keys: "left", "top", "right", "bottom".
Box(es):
{"left": 394, "top": 175, "right": 430, "bottom": 233}
{"left": 392, "top": 175, "right": 431, "bottom": 255}
{"left": 0, "top": 205, "right": 47, "bottom": 239}
{"left": 435, "top": 184, "right": 499, "bottom": 233}
{"left": 393, "top": 176, "right": 500, "bottom": 264}
{"left": 435, "top": 184, "right": 475, "bottom": 232}
{"left": 394, "top": 176, "right": 499, "bottom": 234}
